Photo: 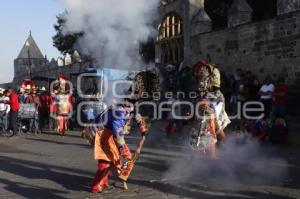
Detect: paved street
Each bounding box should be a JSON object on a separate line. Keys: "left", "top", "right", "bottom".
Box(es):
{"left": 0, "top": 121, "right": 299, "bottom": 199}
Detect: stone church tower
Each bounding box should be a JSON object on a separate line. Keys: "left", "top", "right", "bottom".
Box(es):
{"left": 156, "top": 0, "right": 211, "bottom": 66}
{"left": 11, "top": 32, "right": 81, "bottom": 88}
{"left": 14, "top": 32, "right": 46, "bottom": 80}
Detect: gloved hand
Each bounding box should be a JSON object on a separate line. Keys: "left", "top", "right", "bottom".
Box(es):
{"left": 135, "top": 114, "right": 143, "bottom": 123}
{"left": 135, "top": 114, "right": 148, "bottom": 136}
{"left": 199, "top": 100, "right": 210, "bottom": 109}
{"left": 119, "top": 144, "right": 132, "bottom": 160}
{"left": 139, "top": 120, "right": 149, "bottom": 136}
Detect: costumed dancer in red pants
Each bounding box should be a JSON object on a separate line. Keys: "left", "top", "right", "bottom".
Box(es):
{"left": 91, "top": 103, "right": 133, "bottom": 193}
{"left": 53, "top": 75, "right": 72, "bottom": 136}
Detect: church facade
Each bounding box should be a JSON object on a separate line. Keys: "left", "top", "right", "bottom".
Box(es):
{"left": 156, "top": 0, "right": 300, "bottom": 83}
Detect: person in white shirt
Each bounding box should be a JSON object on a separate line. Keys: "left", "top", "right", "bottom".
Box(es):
{"left": 259, "top": 76, "right": 275, "bottom": 119}
{"left": 0, "top": 89, "right": 10, "bottom": 130}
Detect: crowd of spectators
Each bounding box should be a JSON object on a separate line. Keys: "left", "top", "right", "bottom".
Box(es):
{"left": 222, "top": 68, "right": 288, "bottom": 119}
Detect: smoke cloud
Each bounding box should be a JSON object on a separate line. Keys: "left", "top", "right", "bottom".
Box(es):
{"left": 59, "top": 0, "right": 159, "bottom": 69}
{"left": 163, "top": 135, "right": 288, "bottom": 186}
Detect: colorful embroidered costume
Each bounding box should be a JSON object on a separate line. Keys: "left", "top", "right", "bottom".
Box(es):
{"left": 191, "top": 61, "right": 230, "bottom": 159}
{"left": 52, "top": 75, "right": 72, "bottom": 136}
{"left": 91, "top": 105, "right": 132, "bottom": 193}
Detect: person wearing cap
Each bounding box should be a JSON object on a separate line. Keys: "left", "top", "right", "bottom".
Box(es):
{"left": 4, "top": 88, "right": 20, "bottom": 136}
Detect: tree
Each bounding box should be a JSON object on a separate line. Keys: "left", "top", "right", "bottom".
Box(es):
{"left": 52, "top": 13, "right": 83, "bottom": 55}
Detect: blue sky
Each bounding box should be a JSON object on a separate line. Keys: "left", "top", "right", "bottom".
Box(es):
{"left": 0, "top": 0, "right": 65, "bottom": 83}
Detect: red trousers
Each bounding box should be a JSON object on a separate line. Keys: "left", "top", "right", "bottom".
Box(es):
{"left": 91, "top": 161, "right": 112, "bottom": 193}
{"left": 57, "top": 115, "right": 67, "bottom": 135}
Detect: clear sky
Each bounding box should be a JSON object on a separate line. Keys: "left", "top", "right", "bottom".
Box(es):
{"left": 0, "top": 0, "right": 65, "bottom": 83}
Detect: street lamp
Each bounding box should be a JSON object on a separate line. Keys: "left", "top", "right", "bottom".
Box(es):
{"left": 26, "top": 37, "right": 32, "bottom": 79}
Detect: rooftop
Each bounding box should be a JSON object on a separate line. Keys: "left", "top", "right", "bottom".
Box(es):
{"left": 17, "top": 32, "right": 44, "bottom": 59}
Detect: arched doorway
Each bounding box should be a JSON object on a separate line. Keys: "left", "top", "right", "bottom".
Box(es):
{"left": 156, "top": 13, "right": 184, "bottom": 65}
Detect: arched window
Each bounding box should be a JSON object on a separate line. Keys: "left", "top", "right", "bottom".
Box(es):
{"left": 157, "top": 13, "right": 184, "bottom": 65}
{"left": 157, "top": 13, "right": 183, "bottom": 41}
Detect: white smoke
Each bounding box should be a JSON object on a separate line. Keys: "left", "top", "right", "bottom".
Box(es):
{"left": 59, "top": 0, "right": 159, "bottom": 69}
{"left": 163, "top": 135, "right": 288, "bottom": 186}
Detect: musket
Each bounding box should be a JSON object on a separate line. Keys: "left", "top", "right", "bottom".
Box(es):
{"left": 119, "top": 135, "right": 146, "bottom": 181}
{"left": 118, "top": 117, "right": 149, "bottom": 189}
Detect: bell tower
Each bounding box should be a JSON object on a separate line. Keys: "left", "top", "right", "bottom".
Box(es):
{"left": 14, "top": 31, "right": 45, "bottom": 79}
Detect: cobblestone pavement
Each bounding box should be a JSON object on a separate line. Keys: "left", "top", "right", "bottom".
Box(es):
{"left": 0, "top": 122, "right": 299, "bottom": 199}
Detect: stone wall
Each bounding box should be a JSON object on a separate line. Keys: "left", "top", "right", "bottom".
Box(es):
{"left": 278, "top": 0, "right": 300, "bottom": 15}
{"left": 12, "top": 64, "right": 81, "bottom": 89}
{"left": 190, "top": 11, "right": 300, "bottom": 84}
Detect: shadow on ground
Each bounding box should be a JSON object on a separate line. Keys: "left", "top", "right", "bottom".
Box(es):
{"left": 0, "top": 156, "right": 93, "bottom": 198}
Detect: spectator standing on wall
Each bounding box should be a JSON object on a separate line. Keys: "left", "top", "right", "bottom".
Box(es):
{"left": 246, "top": 75, "right": 261, "bottom": 102}
{"left": 228, "top": 75, "right": 237, "bottom": 114}
{"left": 230, "top": 68, "right": 244, "bottom": 115}
{"left": 259, "top": 76, "right": 275, "bottom": 119}
{"left": 274, "top": 78, "right": 288, "bottom": 116}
